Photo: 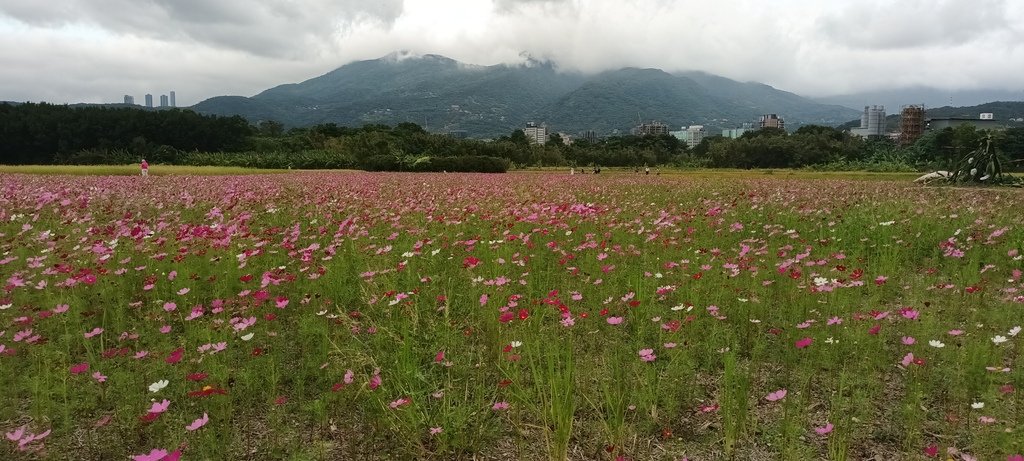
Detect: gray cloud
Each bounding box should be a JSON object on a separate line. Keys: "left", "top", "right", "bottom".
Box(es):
{"left": 0, "top": 0, "right": 1022, "bottom": 106}
{"left": 816, "top": 0, "right": 1011, "bottom": 50}
{"left": 0, "top": 0, "right": 406, "bottom": 58}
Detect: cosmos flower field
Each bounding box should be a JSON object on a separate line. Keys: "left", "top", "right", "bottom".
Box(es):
{"left": 1, "top": 172, "right": 1022, "bottom": 460}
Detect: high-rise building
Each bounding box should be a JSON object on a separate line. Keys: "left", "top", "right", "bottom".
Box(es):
{"left": 722, "top": 123, "right": 753, "bottom": 139}
{"left": 123, "top": 95, "right": 135, "bottom": 105}
{"left": 759, "top": 114, "right": 784, "bottom": 130}
{"left": 850, "top": 105, "right": 886, "bottom": 138}
{"left": 145, "top": 94, "right": 153, "bottom": 108}
{"left": 670, "top": 125, "right": 707, "bottom": 148}
{"left": 169, "top": 91, "right": 176, "bottom": 107}
{"left": 524, "top": 122, "right": 548, "bottom": 144}
{"left": 159, "top": 95, "right": 169, "bottom": 107}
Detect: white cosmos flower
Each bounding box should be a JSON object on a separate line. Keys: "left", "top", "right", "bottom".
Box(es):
{"left": 929, "top": 340, "right": 946, "bottom": 348}
{"left": 971, "top": 402, "right": 984, "bottom": 409}
{"left": 509, "top": 341, "right": 522, "bottom": 348}
{"left": 149, "top": 379, "right": 169, "bottom": 393}
{"left": 1009, "top": 326, "right": 1021, "bottom": 337}
{"left": 991, "top": 335, "right": 1008, "bottom": 344}
{"left": 240, "top": 332, "right": 255, "bottom": 341}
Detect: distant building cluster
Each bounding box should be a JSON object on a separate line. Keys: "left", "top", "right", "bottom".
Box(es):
{"left": 125, "top": 91, "right": 176, "bottom": 108}
{"left": 758, "top": 113, "right": 785, "bottom": 130}
{"left": 632, "top": 121, "right": 669, "bottom": 136}
{"left": 850, "top": 105, "right": 886, "bottom": 138}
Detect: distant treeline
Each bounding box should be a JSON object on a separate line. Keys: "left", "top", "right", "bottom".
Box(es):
{"left": 2, "top": 103, "right": 1023, "bottom": 172}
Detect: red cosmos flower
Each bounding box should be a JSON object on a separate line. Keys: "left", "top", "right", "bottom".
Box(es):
{"left": 795, "top": 337, "right": 813, "bottom": 349}
{"left": 186, "top": 373, "right": 208, "bottom": 382}
{"left": 239, "top": 274, "right": 253, "bottom": 282}
{"left": 497, "top": 379, "right": 512, "bottom": 388}
{"left": 850, "top": 268, "right": 864, "bottom": 280}
{"left": 692, "top": 272, "right": 703, "bottom": 280}
{"left": 165, "top": 348, "right": 184, "bottom": 364}
{"left": 599, "top": 308, "right": 609, "bottom": 316}
{"left": 499, "top": 312, "right": 515, "bottom": 323}
{"left": 462, "top": 256, "right": 480, "bottom": 269}
{"left": 628, "top": 300, "right": 641, "bottom": 308}
{"left": 263, "top": 313, "right": 277, "bottom": 321}
{"left": 251, "top": 348, "right": 264, "bottom": 356}
{"left": 517, "top": 309, "right": 529, "bottom": 321}
{"left": 965, "top": 285, "right": 982, "bottom": 293}
{"left": 868, "top": 324, "right": 882, "bottom": 335}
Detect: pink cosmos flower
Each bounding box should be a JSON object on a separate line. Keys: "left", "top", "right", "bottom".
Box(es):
{"left": 826, "top": 316, "right": 842, "bottom": 326}
{"left": 185, "top": 413, "right": 209, "bottom": 431}
{"left": 814, "top": 422, "right": 834, "bottom": 435}
{"left": 53, "top": 304, "right": 69, "bottom": 314}
{"left": 795, "top": 337, "right": 813, "bottom": 349}
{"left": 84, "top": 327, "right": 103, "bottom": 339}
{"left": 369, "top": 372, "right": 382, "bottom": 390}
{"left": 131, "top": 448, "right": 181, "bottom": 461}
{"left": 948, "top": 329, "right": 964, "bottom": 336}
{"left": 148, "top": 399, "right": 171, "bottom": 414}
{"left": 638, "top": 348, "right": 656, "bottom": 362}
{"left": 163, "top": 302, "right": 176, "bottom": 312}
{"left": 492, "top": 401, "right": 510, "bottom": 411}
{"left": 159, "top": 325, "right": 172, "bottom": 334}
{"left": 388, "top": 397, "right": 412, "bottom": 409}
{"left": 479, "top": 294, "right": 488, "bottom": 306}
{"left": 343, "top": 369, "right": 354, "bottom": 384}
{"left": 900, "top": 353, "right": 914, "bottom": 367}
{"left": 607, "top": 316, "right": 623, "bottom": 325}
{"left": 430, "top": 426, "right": 443, "bottom": 435}
{"left": 434, "top": 350, "right": 445, "bottom": 363}
{"left": 5, "top": 427, "right": 25, "bottom": 442}
{"left": 765, "top": 389, "right": 787, "bottom": 402}
{"left": 902, "top": 336, "right": 916, "bottom": 345}
{"left": 92, "top": 371, "right": 107, "bottom": 383}
{"left": 70, "top": 362, "right": 89, "bottom": 375}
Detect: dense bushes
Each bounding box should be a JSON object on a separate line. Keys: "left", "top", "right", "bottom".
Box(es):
{"left": 5, "top": 102, "right": 1022, "bottom": 172}
{"left": 0, "top": 103, "right": 252, "bottom": 164}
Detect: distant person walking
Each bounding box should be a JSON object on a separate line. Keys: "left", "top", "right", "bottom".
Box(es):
{"left": 140, "top": 159, "right": 149, "bottom": 177}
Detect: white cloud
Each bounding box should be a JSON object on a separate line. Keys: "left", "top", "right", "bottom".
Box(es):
{"left": 0, "top": 0, "right": 1022, "bottom": 106}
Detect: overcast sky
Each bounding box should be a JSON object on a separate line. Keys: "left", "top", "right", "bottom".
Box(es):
{"left": 1, "top": 0, "right": 1022, "bottom": 106}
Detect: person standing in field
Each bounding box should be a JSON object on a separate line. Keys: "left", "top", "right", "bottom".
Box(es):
{"left": 140, "top": 159, "right": 149, "bottom": 177}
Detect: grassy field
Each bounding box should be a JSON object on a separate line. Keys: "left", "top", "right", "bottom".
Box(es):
{"left": 1, "top": 171, "right": 1021, "bottom": 460}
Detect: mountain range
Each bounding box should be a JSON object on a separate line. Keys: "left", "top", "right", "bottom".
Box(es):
{"left": 191, "top": 52, "right": 861, "bottom": 138}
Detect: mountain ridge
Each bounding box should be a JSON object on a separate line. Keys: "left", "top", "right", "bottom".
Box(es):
{"left": 190, "top": 53, "right": 861, "bottom": 137}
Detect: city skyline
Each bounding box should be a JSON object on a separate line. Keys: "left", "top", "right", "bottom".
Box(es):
{"left": 1, "top": 1, "right": 1022, "bottom": 107}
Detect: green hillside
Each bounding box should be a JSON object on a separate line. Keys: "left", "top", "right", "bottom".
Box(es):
{"left": 191, "top": 53, "right": 860, "bottom": 137}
